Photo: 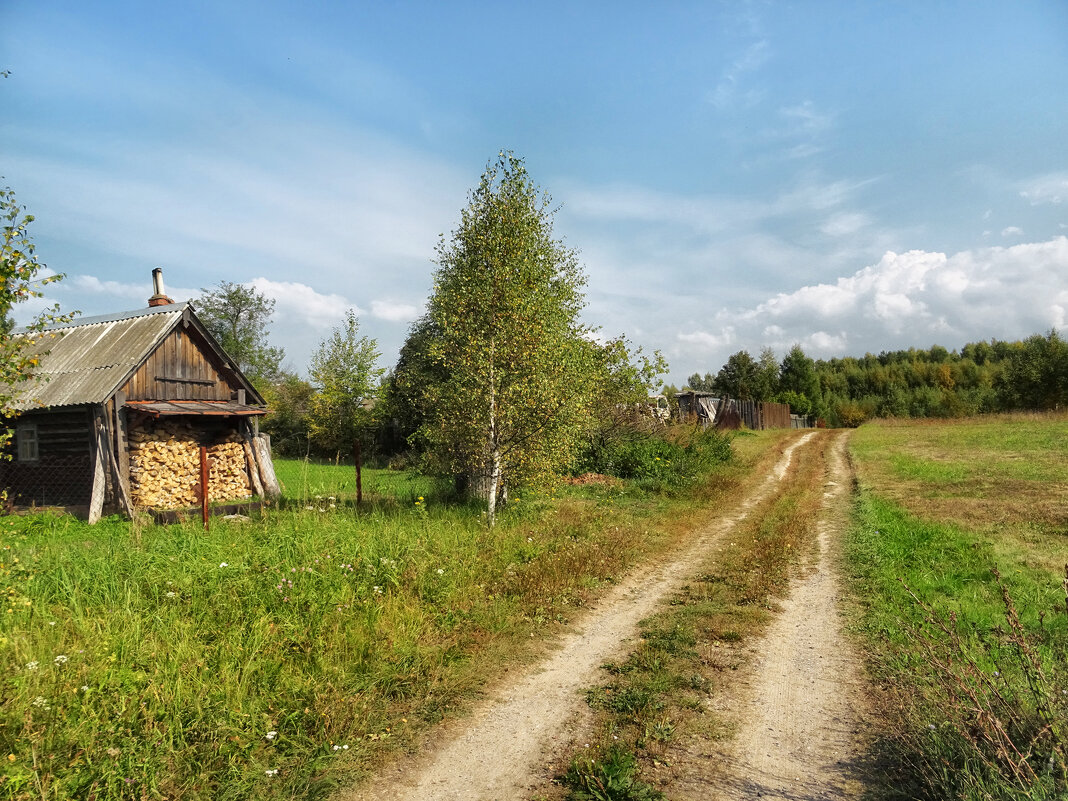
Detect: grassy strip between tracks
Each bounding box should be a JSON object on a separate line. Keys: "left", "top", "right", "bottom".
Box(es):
{"left": 552, "top": 430, "right": 825, "bottom": 801}
{"left": 845, "top": 414, "right": 1068, "bottom": 801}
{"left": 0, "top": 428, "right": 761, "bottom": 801}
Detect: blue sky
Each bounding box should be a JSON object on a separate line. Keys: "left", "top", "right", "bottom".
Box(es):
{"left": 3, "top": 0, "right": 1067, "bottom": 386}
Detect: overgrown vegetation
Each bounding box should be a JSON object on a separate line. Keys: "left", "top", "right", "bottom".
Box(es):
{"left": 846, "top": 414, "right": 1068, "bottom": 800}
{"left": 574, "top": 424, "right": 733, "bottom": 491}
{"left": 0, "top": 433, "right": 739, "bottom": 799}
{"left": 559, "top": 429, "right": 823, "bottom": 799}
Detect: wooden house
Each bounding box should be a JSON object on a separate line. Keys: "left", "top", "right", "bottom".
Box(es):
{"left": 1, "top": 274, "right": 279, "bottom": 521}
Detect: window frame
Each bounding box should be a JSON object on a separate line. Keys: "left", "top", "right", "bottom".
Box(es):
{"left": 16, "top": 423, "right": 39, "bottom": 462}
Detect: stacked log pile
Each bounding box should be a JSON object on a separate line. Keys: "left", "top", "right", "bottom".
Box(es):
{"left": 128, "top": 421, "right": 252, "bottom": 509}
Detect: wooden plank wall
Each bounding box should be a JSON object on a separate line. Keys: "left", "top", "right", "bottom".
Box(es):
{"left": 121, "top": 328, "right": 234, "bottom": 401}
{"left": 0, "top": 407, "right": 93, "bottom": 506}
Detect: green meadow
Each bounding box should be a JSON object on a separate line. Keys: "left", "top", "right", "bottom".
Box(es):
{"left": 846, "top": 413, "right": 1068, "bottom": 800}
{"left": 0, "top": 439, "right": 747, "bottom": 801}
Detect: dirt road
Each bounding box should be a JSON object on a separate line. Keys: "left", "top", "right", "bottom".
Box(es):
{"left": 345, "top": 430, "right": 867, "bottom": 801}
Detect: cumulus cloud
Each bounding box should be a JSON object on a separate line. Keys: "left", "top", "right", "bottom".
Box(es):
{"left": 370, "top": 299, "right": 420, "bottom": 323}
{"left": 1001, "top": 226, "right": 1023, "bottom": 237}
{"left": 672, "top": 237, "right": 1068, "bottom": 376}
{"left": 248, "top": 278, "right": 355, "bottom": 331}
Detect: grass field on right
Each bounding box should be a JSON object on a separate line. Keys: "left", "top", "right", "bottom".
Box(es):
{"left": 846, "top": 413, "right": 1068, "bottom": 801}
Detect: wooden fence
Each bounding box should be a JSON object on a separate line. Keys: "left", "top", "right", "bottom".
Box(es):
{"left": 675, "top": 393, "right": 814, "bottom": 430}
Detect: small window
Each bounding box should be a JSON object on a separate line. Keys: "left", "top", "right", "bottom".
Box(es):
{"left": 17, "top": 424, "right": 38, "bottom": 462}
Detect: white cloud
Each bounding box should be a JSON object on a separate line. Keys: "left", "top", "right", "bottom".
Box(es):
{"left": 708, "top": 39, "right": 770, "bottom": 109}
{"left": 779, "top": 101, "right": 833, "bottom": 136}
{"left": 820, "top": 212, "right": 870, "bottom": 237}
{"left": 248, "top": 277, "right": 355, "bottom": 331}
{"left": 677, "top": 327, "right": 736, "bottom": 351}
{"left": 1019, "top": 172, "right": 1068, "bottom": 205}
{"left": 671, "top": 237, "right": 1068, "bottom": 378}
{"left": 1001, "top": 226, "right": 1023, "bottom": 237}
{"left": 370, "top": 299, "right": 420, "bottom": 323}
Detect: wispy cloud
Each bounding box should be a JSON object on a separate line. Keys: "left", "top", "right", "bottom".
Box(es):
{"left": 1019, "top": 171, "right": 1068, "bottom": 205}
{"left": 708, "top": 39, "right": 770, "bottom": 110}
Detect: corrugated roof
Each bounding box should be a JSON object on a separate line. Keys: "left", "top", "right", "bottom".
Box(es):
{"left": 8, "top": 305, "right": 187, "bottom": 410}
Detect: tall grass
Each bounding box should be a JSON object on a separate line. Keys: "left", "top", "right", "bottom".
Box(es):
{"left": 847, "top": 415, "right": 1068, "bottom": 801}
{"left": 0, "top": 448, "right": 736, "bottom": 800}
{"left": 561, "top": 431, "right": 825, "bottom": 799}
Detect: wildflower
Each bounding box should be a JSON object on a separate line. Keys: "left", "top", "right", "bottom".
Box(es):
{"left": 81, "top": 685, "right": 89, "bottom": 692}
{"left": 166, "top": 591, "right": 176, "bottom": 598}
{"left": 343, "top": 744, "right": 349, "bottom": 750}
{"left": 220, "top": 562, "right": 228, "bottom": 568}
{"left": 265, "top": 768, "right": 279, "bottom": 777}
{"left": 265, "top": 731, "right": 277, "bottom": 740}
{"left": 436, "top": 568, "right": 445, "bottom": 575}
{"left": 928, "top": 723, "right": 936, "bottom": 730}
{"left": 332, "top": 745, "right": 340, "bottom": 751}
{"left": 48, "top": 621, "right": 56, "bottom": 626}
{"left": 31, "top": 696, "right": 48, "bottom": 708}
{"left": 54, "top": 654, "right": 68, "bottom": 665}
{"left": 372, "top": 586, "right": 383, "bottom": 595}
{"left": 25, "top": 661, "right": 38, "bottom": 671}
{"left": 6, "top": 754, "right": 14, "bottom": 762}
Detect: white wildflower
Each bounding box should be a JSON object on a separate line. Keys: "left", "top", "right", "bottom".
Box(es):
{"left": 219, "top": 562, "right": 228, "bottom": 568}
{"left": 25, "top": 661, "right": 38, "bottom": 671}
{"left": 265, "top": 731, "right": 277, "bottom": 741}
{"left": 54, "top": 654, "right": 68, "bottom": 665}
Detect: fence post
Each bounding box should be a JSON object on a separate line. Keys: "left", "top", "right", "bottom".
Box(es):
{"left": 200, "top": 445, "right": 210, "bottom": 531}
{"left": 354, "top": 439, "right": 362, "bottom": 507}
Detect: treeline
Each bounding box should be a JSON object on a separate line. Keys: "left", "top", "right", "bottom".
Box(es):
{"left": 683, "top": 330, "right": 1068, "bottom": 427}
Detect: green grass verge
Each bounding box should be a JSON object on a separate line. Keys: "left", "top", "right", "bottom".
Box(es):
{"left": 846, "top": 416, "right": 1068, "bottom": 801}
{"left": 558, "top": 430, "right": 823, "bottom": 799}
{"left": 0, "top": 448, "right": 740, "bottom": 800}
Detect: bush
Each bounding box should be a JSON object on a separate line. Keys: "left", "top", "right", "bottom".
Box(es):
{"left": 574, "top": 425, "right": 732, "bottom": 488}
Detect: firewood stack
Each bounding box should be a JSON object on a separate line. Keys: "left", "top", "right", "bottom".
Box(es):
{"left": 128, "top": 421, "right": 252, "bottom": 509}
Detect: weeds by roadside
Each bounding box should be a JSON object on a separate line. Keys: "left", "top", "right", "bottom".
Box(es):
{"left": 560, "top": 432, "right": 825, "bottom": 799}
{"left": 847, "top": 437, "right": 1068, "bottom": 801}
{"left": 887, "top": 569, "right": 1068, "bottom": 799}
{"left": 0, "top": 442, "right": 744, "bottom": 800}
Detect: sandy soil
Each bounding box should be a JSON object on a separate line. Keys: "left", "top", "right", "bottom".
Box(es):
{"left": 660, "top": 430, "right": 870, "bottom": 800}
{"left": 343, "top": 434, "right": 816, "bottom": 801}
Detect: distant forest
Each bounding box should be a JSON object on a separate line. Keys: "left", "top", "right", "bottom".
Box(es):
{"left": 680, "top": 329, "right": 1067, "bottom": 427}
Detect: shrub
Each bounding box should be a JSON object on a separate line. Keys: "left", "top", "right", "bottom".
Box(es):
{"left": 574, "top": 425, "right": 731, "bottom": 488}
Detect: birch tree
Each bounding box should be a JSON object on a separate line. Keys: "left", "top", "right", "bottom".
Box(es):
{"left": 308, "top": 310, "right": 383, "bottom": 458}
{"left": 1, "top": 185, "right": 73, "bottom": 451}
{"left": 423, "top": 152, "right": 595, "bottom": 526}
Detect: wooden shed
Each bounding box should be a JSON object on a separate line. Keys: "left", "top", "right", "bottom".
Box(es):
{"left": 1, "top": 292, "right": 279, "bottom": 521}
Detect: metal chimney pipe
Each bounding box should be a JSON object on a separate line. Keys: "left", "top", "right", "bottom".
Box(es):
{"left": 148, "top": 268, "right": 175, "bottom": 307}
